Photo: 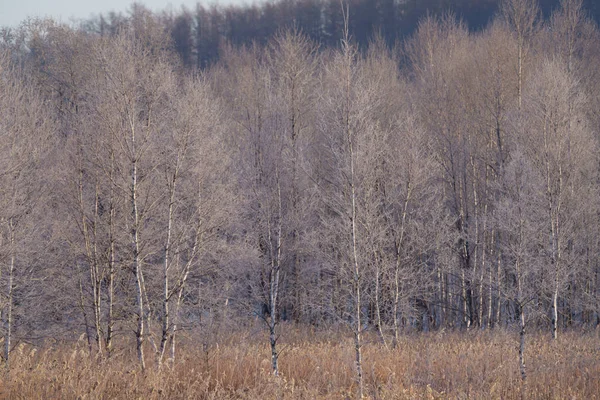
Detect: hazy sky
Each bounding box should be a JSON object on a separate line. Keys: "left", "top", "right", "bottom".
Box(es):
{"left": 0, "top": 0, "right": 258, "bottom": 28}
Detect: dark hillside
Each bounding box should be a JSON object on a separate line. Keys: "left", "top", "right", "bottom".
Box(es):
{"left": 77, "top": 0, "right": 600, "bottom": 68}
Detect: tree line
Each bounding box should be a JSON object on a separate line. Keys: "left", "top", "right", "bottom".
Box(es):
{"left": 50, "top": 0, "right": 600, "bottom": 69}
{"left": 1, "top": 0, "right": 600, "bottom": 391}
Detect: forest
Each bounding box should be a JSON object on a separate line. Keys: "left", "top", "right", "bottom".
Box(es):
{"left": 0, "top": 0, "right": 600, "bottom": 398}
{"left": 76, "top": 0, "right": 600, "bottom": 68}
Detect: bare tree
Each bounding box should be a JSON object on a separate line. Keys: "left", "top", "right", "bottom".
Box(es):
{"left": 500, "top": 0, "right": 540, "bottom": 109}
{"left": 313, "top": 6, "right": 389, "bottom": 394}
{"left": 155, "top": 76, "right": 232, "bottom": 368}
{"left": 0, "top": 50, "right": 53, "bottom": 368}
{"left": 266, "top": 28, "right": 318, "bottom": 325}
{"left": 496, "top": 149, "right": 546, "bottom": 389}
{"left": 520, "top": 58, "right": 596, "bottom": 340}
{"left": 84, "top": 29, "right": 177, "bottom": 369}
{"left": 213, "top": 42, "right": 284, "bottom": 374}
{"left": 471, "top": 20, "right": 520, "bottom": 328}
{"left": 408, "top": 14, "right": 480, "bottom": 329}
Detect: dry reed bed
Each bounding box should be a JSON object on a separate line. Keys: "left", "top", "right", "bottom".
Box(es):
{"left": 1, "top": 329, "right": 599, "bottom": 399}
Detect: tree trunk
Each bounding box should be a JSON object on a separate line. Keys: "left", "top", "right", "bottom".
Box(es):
{"left": 374, "top": 258, "right": 388, "bottom": 349}
{"left": 392, "top": 187, "right": 410, "bottom": 347}
{"left": 4, "top": 224, "right": 15, "bottom": 369}
{"left": 106, "top": 191, "right": 116, "bottom": 357}
{"left": 158, "top": 195, "right": 174, "bottom": 368}
{"left": 487, "top": 229, "right": 495, "bottom": 329}
{"left": 268, "top": 172, "right": 283, "bottom": 376}
{"left": 170, "top": 282, "right": 185, "bottom": 367}
{"left": 471, "top": 154, "right": 481, "bottom": 328}
{"left": 519, "top": 303, "right": 527, "bottom": 382}
{"left": 105, "top": 142, "right": 117, "bottom": 357}
{"left": 78, "top": 264, "right": 93, "bottom": 354}
{"left": 350, "top": 128, "right": 363, "bottom": 400}
{"left": 496, "top": 248, "right": 502, "bottom": 326}
{"left": 78, "top": 169, "right": 103, "bottom": 355}
{"left": 159, "top": 161, "right": 179, "bottom": 368}
{"left": 131, "top": 121, "right": 146, "bottom": 371}
{"left": 552, "top": 281, "right": 559, "bottom": 340}
{"left": 91, "top": 183, "right": 103, "bottom": 355}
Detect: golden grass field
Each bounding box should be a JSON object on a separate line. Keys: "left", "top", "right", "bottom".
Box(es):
{"left": 1, "top": 327, "right": 599, "bottom": 399}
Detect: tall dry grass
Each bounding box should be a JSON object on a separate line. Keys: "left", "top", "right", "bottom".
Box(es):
{"left": 1, "top": 327, "right": 599, "bottom": 399}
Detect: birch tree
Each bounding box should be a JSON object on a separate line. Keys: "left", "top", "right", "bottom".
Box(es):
{"left": 500, "top": 0, "right": 540, "bottom": 109}
{"left": 87, "top": 30, "right": 176, "bottom": 369}
{"left": 314, "top": 11, "right": 385, "bottom": 395}
{"left": 471, "top": 21, "right": 520, "bottom": 328}
{"left": 266, "top": 28, "right": 317, "bottom": 324}
{"left": 43, "top": 28, "right": 121, "bottom": 357}
{"left": 155, "top": 76, "right": 232, "bottom": 368}
{"left": 213, "top": 40, "right": 294, "bottom": 376}
{"left": 496, "top": 150, "right": 546, "bottom": 386}
{"left": 520, "top": 58, "right": 596, "bottom": 339}
{"left": 0, "top": 50, "right": 53, "bottom": 368}
{"left": 407, "top": 14, "right": 478, "bottom": 328}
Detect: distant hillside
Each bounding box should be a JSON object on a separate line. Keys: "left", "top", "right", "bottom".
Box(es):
{"left": 83, "top": 0, "right": 600, "bottom": 68}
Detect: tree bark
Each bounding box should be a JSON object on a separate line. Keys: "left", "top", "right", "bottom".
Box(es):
{"left": 268, "top": 172, "right": 283, "bottom": 375}
{"left": 3, "top": 223, "right": 15, "bottom": 369}
{"left": 130, "top": 115, "right": 146, "bottom": 371}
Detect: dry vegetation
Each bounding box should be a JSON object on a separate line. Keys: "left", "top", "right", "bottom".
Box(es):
{"left": 1, "top": 328, "right": 598, "bottom": 399}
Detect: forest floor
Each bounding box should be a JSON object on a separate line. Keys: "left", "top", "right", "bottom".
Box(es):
{"left": 1, "top": 327, "right": 599, "bottom": 399}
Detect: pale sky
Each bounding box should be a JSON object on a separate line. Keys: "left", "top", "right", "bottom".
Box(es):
{"left": 0, "top": 0, "right": 261, "bottom": 28}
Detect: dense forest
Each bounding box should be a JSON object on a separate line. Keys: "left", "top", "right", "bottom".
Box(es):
{"left": 74, "top": 0, "right": 600, "bottom": 68}
{"left": 1, "top": 0, "right": 600, "bottom": 397}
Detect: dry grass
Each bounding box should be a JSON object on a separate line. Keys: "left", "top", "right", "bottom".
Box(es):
{"left": 1, "top": 327, "right": 599, "bottom": 399}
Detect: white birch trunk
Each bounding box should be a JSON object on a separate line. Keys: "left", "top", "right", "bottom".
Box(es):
{"left": 169, "top": 280, "right": 185, "bottom": 367}
{"left": 3, "top": 223, "right": 15, "bottom": 368}
{"left": 471, "top": 155, "right": 480, "bottom": 327}
{"left": 106, "top": 181, "right": 116, "bottom": 356}
{"left": 91, "top": 183, "right": 103, "bottom": 355}
{"left": 78, "top": 168, "right": 103, "bottom": 355}
{"left": 373, "top": 255, "right": 388, "bottom": 349}
{"left": 393, "top": 184, "right": 410, "bottom": 347}
{"left": 158, "top": 192, "right": 174, "bottom": 368}
{"left": 487, "top": 229, "right": 495, "bottom": 329}
{"left": 129, "top": 115, "right": 146, "bottom": 370}
{"left": 348, "top": 114, "right": 363, "bottom": 400}
{"left": 159, "top": 153, "right": 181, "bottom": 368}
{"left": 268, "top": 172, "right": 283, "bottom": 375}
